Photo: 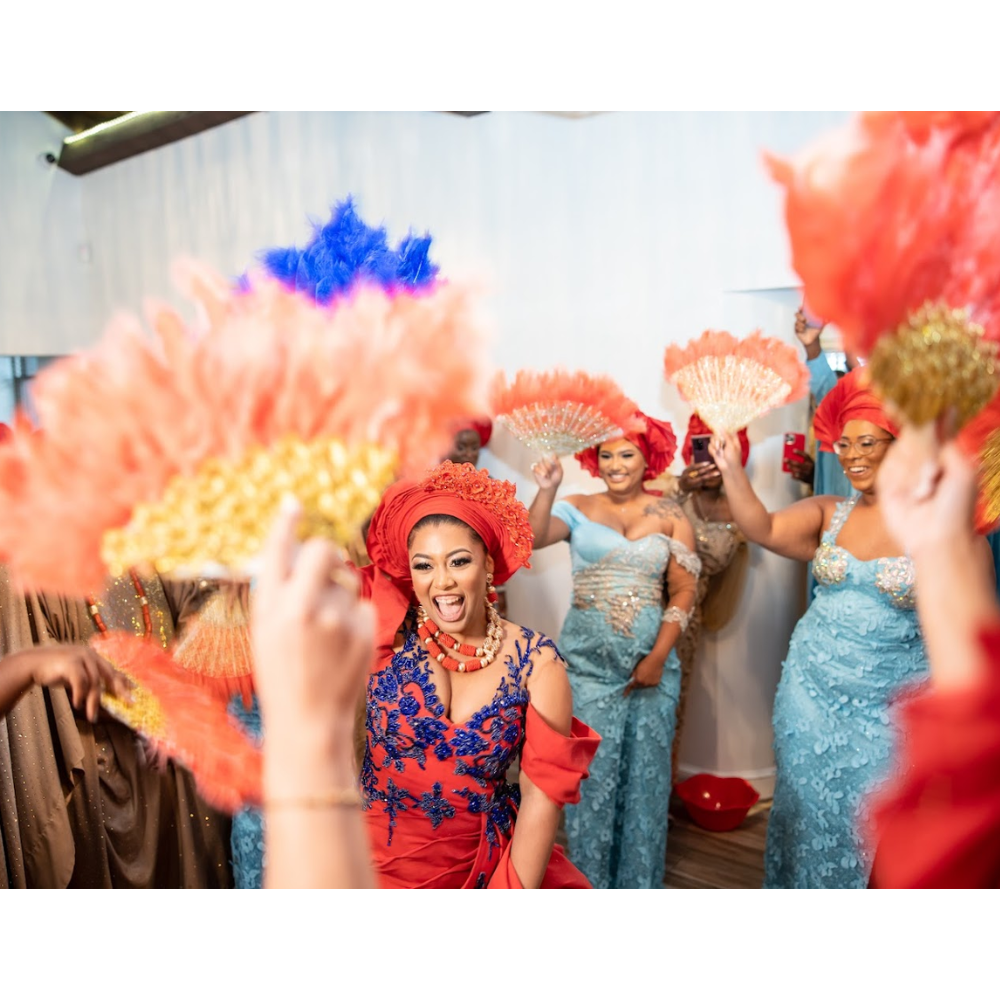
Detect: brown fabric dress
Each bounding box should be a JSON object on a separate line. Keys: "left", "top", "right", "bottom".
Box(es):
{"left": 0, "top": 568, "right": 233, "bottom": 888}
{"left": 671, "top": 492, "right": 748, "bottom": 780}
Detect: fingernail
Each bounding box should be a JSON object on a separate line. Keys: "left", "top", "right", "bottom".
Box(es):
{"left": 280, "top": 493, "right": 301, "bottom": 515}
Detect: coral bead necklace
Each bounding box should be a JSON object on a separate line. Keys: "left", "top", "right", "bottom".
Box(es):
{"left": 416, "top": 599, "right": 503, "bottom": 673}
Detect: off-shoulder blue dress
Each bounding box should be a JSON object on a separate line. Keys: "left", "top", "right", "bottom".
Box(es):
{"left": 551, "top": 500, "right": 700, "bottom": 889}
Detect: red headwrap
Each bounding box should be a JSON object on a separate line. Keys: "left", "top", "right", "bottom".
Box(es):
{"left": 450, "top": 416, "right": 493, "bottom": 448}
{"left": 574, "top": 411, "right": 677, "bottom": 481}
{"left": 813, "top": 369, "right": 899, "bottom": 452}
{"left": 681, "top": 414, "right": 749, "bottom": 467}
{"left": 361, "top": 462, "right": 533, "bottom": 659}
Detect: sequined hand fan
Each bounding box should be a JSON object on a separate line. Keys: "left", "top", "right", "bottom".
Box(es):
{"left": 0, "top": 262, "right": 491, "bottom": 594}
{"left": 171, "top": 585, "right": 255, "bottom": 704}
{"left": 663, "top": 330, "right": 810, "bottom": 433}
{"left": 95, "top": 630, "right": 262, "bottom": 812}
{"left": 766, "top": 111, "right": 1000, "bottom": 429}
{"left": 489, "top": 368, "right": 643, "bottom": 456}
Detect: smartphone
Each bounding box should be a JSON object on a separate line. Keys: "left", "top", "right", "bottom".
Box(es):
{"left": 782, "top": 432, "right": 807, "bottom": 473}
{"left": 691, "top": 434, "right": 714, "bottom": 467}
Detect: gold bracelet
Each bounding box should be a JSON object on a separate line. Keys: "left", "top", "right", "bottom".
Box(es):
{"left": 265, "top": 787, "right": 363, "bottom": 809}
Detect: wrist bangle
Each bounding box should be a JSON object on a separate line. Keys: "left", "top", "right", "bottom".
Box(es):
{"left": 265, "top": 787, "right": 363, "bottom": 809}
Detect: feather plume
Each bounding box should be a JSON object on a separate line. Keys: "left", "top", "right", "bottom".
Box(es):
{"left": 489, "top": 368, "right": 643, "bottom": 456}
{"left": 766, "top": 112, "right": 1000, "bottom": 429}
{"left": 95, "top": 630, "right": 261, "bottom": 813}
{"left": 249, "top": 196, "right": 439, "bottom": 304}
{"left": 663, "top": 330, "right": 809, "bottom": 432}
{"left": 0, "top": 265, "right": 492, "bottom": 594}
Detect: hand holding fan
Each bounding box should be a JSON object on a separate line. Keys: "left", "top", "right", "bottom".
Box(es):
{"left": 0, "top": 262, "right": 491, "bottom": 593}
{"left": 489, "top": 368, "right": 643, "bottom": 456}
{"left": 95, "top": 630, "right": 262, "bottom": 813}
{"left": 663, "top": 330, "right": 810, "bottom": 432}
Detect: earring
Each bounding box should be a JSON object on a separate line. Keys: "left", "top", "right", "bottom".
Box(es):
{"left": 486, "top": 571, "right": 497, "bottom": 603}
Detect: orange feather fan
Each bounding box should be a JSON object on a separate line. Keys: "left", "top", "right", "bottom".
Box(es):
{"left": 766, "top": 111, "right": 1000, "bottom": 429}
{"left": 663, "top": 329, "right": 809, "bottom": 433}
{"left": 95, "top": 630, "right": 262, "bottom": 813}
{"left": 0, "top": 262, "right": 493, "bottom": 595}
{"left": 171, "top": 586, "right": 255, "bottom": 705}
{"left": 489, "top": 368, "right": 643, "bottom": 456}
{"left": 957, "top": 390, "right": 1000, "bottom": 535}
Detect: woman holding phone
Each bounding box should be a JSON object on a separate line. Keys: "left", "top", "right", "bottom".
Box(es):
{"left": 668, "top": 415, "right": 750, "bottom": 781}
{"left": 528, "top": 410, "right": 700, "bottom": 889}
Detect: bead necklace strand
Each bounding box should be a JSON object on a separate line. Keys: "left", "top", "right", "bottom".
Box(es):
{"left": 416, "top": 598, "right": 503, "bottom": 673}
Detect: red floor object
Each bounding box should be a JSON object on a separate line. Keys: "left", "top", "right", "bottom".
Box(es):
{"left": 675, "top": 773, "right": 760, "bottom": 832}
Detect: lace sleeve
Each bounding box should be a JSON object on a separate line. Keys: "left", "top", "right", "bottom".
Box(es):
{"left": 666, "top": 536, "right": 702, "bottom": 579}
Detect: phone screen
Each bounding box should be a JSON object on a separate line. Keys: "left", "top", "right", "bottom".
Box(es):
{"left": 691, "top": 434, "right": 714, "bottom": 467}
{"left": 782, "top": 432, "right": 806, "bottom": 473}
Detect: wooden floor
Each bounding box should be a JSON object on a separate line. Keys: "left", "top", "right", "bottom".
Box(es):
{"left": 663, "top": 800, "right": 770, "bottom": 889}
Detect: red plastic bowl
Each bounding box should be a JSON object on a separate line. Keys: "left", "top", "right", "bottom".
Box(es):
{"left": 675, "top": 773, "right": 760, "bottom": 832}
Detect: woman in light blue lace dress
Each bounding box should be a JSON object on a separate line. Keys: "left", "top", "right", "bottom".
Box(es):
{"left": 712, "top": 369, "right": 927, "bottom": 888}
{"left": 529, "top": 412, "right": 700, "bottom": 888}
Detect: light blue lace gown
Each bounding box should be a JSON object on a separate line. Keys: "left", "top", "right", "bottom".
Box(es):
{"left": 228, "top": 696, "right": 265, "bottom": 889}
{"left": 764, "top": 496, "right": 929, "bottom": 888}
{"left": 551, "top": 501, "right": 700, "bottom": 889}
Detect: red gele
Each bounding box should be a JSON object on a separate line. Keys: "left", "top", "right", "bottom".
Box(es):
{"left": 675, "top": 773, "right": 760, "bottom": 832}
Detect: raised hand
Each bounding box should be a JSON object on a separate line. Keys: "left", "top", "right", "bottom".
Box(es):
{"left": 794, "top": 308, "right": 823, "bottom": 358}
{"left": 531, "top": 454, "right": 564, "bottom": 490}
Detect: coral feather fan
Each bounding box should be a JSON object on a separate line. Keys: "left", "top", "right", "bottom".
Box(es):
{"left": 766, "top": 111, "right": 1000, "bottom": 428}
{"left": 956, "top": 389, "right": 1000, "bottom": 535}
{"left": 95, "top": 630, "right": 261, "bottom": 813}
{"left": 0, "top": 262, "right": 492, "bottom": 595}
{"left": 489, "top": 368, "right": 643, "bottom": 456}
{"left": 663, "top": 329, "right": 809, "bottom": 433}
{"left": 171, "top": 587, "right": 255, "bottom": 705}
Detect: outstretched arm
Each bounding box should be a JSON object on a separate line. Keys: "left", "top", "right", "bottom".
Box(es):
{"left": 528, "top": 455, "right": 572, "bottom": 549}
{"left": 0, "top": 645, "right": 132, "bottom": 721}
{"left": 253, "top": 498, "right": 376, "bottom": 890}
{"left": 710, "top": 429, "right": 826, "bottom": 561}
{"left": 877, "top": 425, "right": 998, "bottom": 690}
{"left": 867, "top": 423, "right": 1000, "bottom": 888}
{"left": 508, "top": 649, "right": 573, "bottom": 888}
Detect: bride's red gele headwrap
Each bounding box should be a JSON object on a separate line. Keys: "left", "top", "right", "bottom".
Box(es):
{"left": 575, "top": 411, "right": 677, "bottom": 481}
{"left": 362, "top": 462, "right": 533, "bottom": 656}
{"left": 812, "top": 369, "right": 899, "bottom": 453}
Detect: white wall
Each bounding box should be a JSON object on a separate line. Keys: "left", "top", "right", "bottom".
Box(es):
{"left": 0, "top": 109, "right": 852, "bottom": 792}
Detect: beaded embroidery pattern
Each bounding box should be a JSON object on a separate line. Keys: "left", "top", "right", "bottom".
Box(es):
{"left": 362, "top": 617, "right": 560, "bottom": 858}
{"left": 813, "top": 497, "right": 917, "bottom": 609}
{"left": 570, "top": 534, "right": 700, "bottom": 636}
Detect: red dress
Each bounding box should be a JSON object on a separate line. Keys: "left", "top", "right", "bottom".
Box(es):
{"left": 868, "top": 662, "right": 1000, "bottom": 888}
{"left": 361, "top": 617, "right": 600, "bottom": 888}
